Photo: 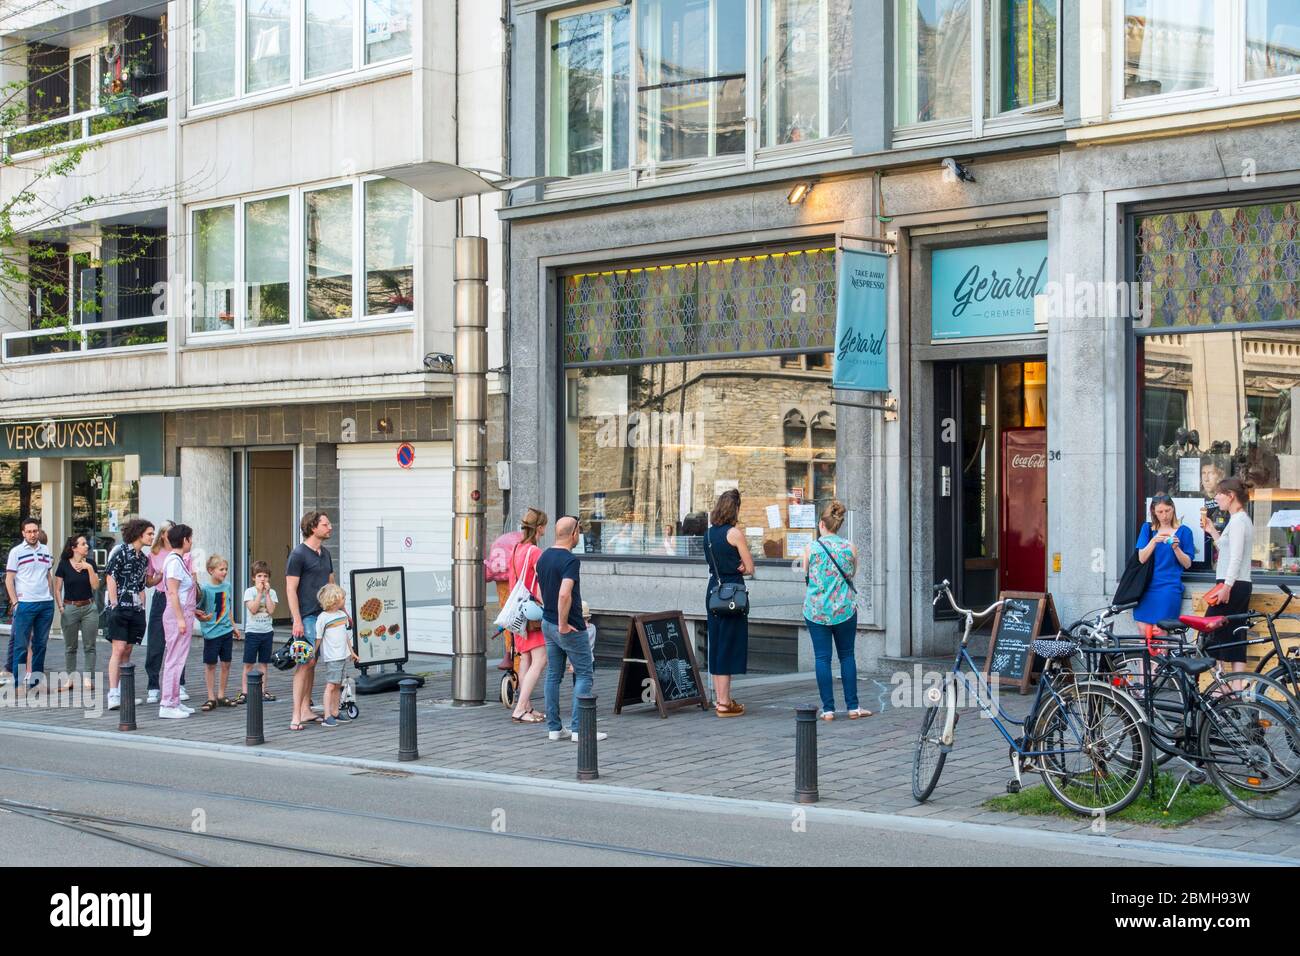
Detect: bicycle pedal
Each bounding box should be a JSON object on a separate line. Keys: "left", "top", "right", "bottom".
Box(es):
{"left": 1006, "top": 780, "right": 1021, "bottom": 794}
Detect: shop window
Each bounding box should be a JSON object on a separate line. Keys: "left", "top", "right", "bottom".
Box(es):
{"left": 564, "top": 356, "right": 835, "bottom": 560}
{"left": 1139, "top": 329, "right": 1300, "bottom": 577}
{"left": 70, "top": 460, "right": 140, "bottom": 567}
{"left": 895, "top": 0, "right": 1059, "bottom": 134}
{"left": 0, "top": 462, "right": 41, "bottom": 626}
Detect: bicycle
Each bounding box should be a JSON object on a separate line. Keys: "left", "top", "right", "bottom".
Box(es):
{"left": 912, "top": 581, "right": 1151, "bottom": 816}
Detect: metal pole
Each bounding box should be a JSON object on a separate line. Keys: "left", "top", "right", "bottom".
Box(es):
{"left": 398, "top": 678, "right": 419, "bottom": 761}
{"left": 795, "top": 705, "right": 819, "bottom": 803}
{"left": 245, "top": 670, "right": 265, "bottom": 746}
{"left": 576, "top": 694, "right": 599, "bottom": 781}
{"left": 118, "top": 663, "right": 137, "bottom": 732}
{"left": 452, "top": 235, "right": 488, "bottom": 706}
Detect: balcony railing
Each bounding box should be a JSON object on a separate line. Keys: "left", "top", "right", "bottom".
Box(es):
{"left": 1, "top": 315, "right": 169, "bottom": 361}
{"left": 4, "top": 90, "right": 168, "bottom": 156}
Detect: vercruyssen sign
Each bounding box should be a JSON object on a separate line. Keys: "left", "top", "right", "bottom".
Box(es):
{"left": 0, "top": 414, "right": 163, "bottom": 473}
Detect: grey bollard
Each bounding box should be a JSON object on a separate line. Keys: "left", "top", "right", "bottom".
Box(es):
{"left": 576, "top": 694, "right": 599, "bottom": 781}
{"left": 795, "top": 705, "right": 819, "bottom": 804}
{"left": 246, "top": 670, "right": 265, "bottom": 746}
{"left": 118, "top": 663, "right": 137, "bottom": 732}
{"left": 398, "top": 678, "right": 419, "bottom": 761}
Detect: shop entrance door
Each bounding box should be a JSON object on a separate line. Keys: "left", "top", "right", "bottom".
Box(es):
{"left": 233, "top": 449, "right": 295, "bottom": 622}
{"left": 933, "top": 360, "right": 1047, "bottom": 617}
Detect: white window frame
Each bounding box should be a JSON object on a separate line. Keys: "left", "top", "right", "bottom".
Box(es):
{"left": 186, "top": 177, "right": 417, "bottom": 340}
{"left": 892, "top": 0, "right": 1062, "bottom": 145}
{"left": 188, "top": 0, "right": 412, "bottom": 111}
{"left": 543, "top": 0, "right": 854, "bottom": 196}
{"left": 1110, "top": 0, "right": 1300, "bottom": 119}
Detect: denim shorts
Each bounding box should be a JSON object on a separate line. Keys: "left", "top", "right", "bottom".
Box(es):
{"left": 202, "top": 634, "right": 233, "bottom": 664}
{"left": 243, "top": 632, "right": 274, "bottom": 664}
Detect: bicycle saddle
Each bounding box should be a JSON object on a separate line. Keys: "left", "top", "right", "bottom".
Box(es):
{"left": 1157, "top": 619, "right": 1186, "bottom": 632}
{"left": 1033, "top": 639, "right": 1077, "bottom": 660}
{"left": 1165, "top": 656, "right": 1216, "bottom": 675}
{"left": 1177, "top": 614, "right": 1229, "bottom": 632}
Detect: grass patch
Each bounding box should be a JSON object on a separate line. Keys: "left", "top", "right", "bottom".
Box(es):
{"left": 985, "top": 771, "right": 1228, "bottom": 827}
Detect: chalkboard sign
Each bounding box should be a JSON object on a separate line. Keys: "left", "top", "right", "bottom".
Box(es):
{"left": 614, "top": 612, "right": 708, "bottom": 718}
{"left": 983, "top": 591, "right": 1060, "bottom": 694}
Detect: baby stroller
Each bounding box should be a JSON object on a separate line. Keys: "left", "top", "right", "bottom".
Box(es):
{"left": 340, "top": 675, "right": 359, "bottom": 720}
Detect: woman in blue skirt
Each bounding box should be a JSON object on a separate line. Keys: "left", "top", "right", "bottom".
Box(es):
{"left": 704, "top": 489, "right": 754, "bottom": 717}
{"left": 1133, "top": 493, "right": 1194, "bottom": 639}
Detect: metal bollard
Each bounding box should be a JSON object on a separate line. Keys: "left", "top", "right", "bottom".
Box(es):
{"left": 118, "top": 663, "right": 137, "bottom": 732}
{"left": 795, "top": 705, "right": 819, "bottom": 804}
{"left": 576, "top": 694, "right": 599, "bottom": 781}
{"left": 398, "top": 678, "right": 419, "bottom": 762}
{"left": 246, "top": 670, "right": 265, "bottom": 746}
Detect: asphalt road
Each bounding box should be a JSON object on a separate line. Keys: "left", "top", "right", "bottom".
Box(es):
{"left": 0, "top": 728, "right": 1203, "bottom": 867}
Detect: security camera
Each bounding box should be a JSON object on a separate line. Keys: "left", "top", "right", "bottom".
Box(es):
{"left": 423, "top": 352, "right": 454, "bottom": 374}
{"left": 941, "top": 157, "right": 976, "bottom": 183}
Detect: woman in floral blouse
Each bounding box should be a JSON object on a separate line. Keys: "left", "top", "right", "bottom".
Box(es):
{"left": 802, "top": 499, "right": 869, "bottom": 721}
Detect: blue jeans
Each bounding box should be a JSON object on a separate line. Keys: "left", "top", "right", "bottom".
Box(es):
{"left": 542, "top": 619, "right": 593, "bottom": 733}
{"left": 11, "top": 600, "right": 55, "bottom": 686}
{"left": 806, "top": 614, "right": 858, "bottom": 712}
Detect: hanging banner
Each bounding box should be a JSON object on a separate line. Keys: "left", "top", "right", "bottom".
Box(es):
{"left": 832, "top": 248, "right": 889, "bottom": 391}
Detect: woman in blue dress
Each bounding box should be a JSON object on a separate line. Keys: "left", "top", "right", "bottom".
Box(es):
{"left": 704, "top": 489, "right": 754, "bottom": 717}
{"left": 1133, "top": 493, "right": 1194, "bottom": 638}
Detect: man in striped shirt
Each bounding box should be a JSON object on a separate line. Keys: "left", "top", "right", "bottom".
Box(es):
{"left": 4, "top": 517, "right": 55, "bottom": 691}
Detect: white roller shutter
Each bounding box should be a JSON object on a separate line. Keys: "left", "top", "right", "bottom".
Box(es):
{"left": 337, "top": 442, "right": 452, "bottom": 655}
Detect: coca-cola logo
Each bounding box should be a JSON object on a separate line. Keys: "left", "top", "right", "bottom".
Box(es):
{"left": 1011, "top": 453, "right": 1046, "bottom": 469}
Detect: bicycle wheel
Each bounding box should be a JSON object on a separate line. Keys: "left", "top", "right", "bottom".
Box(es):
{"left": 1201, "top": 695, "right": 1300, "bottom": 820}
{"left": 1094, "top": 652, "right": 1185, "bottom": 766}
{"left": 1031, "top": 682, "right": 1150, "bottom": 816}
{"left": 912, "top": 704, "right": 949, "bottom": 802}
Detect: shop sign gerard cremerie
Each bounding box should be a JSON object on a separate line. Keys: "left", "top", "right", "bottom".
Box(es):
{"left": 931, "top": 239, "right": 1047, "bottom": 341}
{"left": 1, "top": 414, "right": 163, "bottom": 472}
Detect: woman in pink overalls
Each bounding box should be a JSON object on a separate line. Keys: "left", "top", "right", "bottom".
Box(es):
{"left": 159, "top": 524, "right": 198, "bottom": 719}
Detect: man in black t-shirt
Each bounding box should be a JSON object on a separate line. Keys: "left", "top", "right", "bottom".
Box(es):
{"left": 537, "top": 516, "right": 606, "bottom": 743}
{"left": 285, "top": 511, "right": 335, "bottom": 730}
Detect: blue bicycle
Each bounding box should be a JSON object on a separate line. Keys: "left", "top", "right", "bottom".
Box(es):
{"left": 912, "top": 581, "right": 1152, "bottom": 816}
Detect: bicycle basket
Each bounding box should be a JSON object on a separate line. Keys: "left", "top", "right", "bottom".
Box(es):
{"left": 1032, "top": 639, "right": 1077, "bottom": 660}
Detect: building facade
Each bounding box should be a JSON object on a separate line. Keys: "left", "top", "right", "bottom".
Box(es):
{"left": 0, "top": 0, "right": 510, "bottom": 655}
{"left": 504, "top": 0, "right": 1300, "bottom": 670}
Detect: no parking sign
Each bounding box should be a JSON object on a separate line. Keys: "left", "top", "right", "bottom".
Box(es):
{"left": 396, "top": 442, "right": 415, "bottom": 469}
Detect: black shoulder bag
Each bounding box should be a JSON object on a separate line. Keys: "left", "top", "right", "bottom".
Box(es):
{"left": 1112, "top": 521, "right": 1156, "bottom": 607}
{"left": 705, "top": 528, "right": 749, "bottom": 618}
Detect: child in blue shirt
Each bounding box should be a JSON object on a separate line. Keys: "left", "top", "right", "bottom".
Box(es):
{"left": 198, "top": 554, "right": 241, "bottom": 710}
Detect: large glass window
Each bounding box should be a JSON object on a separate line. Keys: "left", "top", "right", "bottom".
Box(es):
{"left": 245, "top": 195, "right": 291, "bottom": 328}
{"left": 1245, "top": 0, "right": 1300, "bottom": 82}
{"left": 304, "top": 185, "right": 354, "bottom": 323}
{"left": 246, "top": 0, "right": 292, "bottom": 92}
{"left": 564, "top": 357, "right": 835, "bottom": 559}
{"left": 549, "top": 6, "right": 631, "bottom": 176}
{"left": 194, "top": 0, "right": 238, "bottom": 104}
{"left": 0, "top": 461, "right": 41, "bottom": 626}
{"left": 993, "top": 0, "right": 1058, "bottom": 112}
{"left": 306, "top": 0, "right": 355, "bottom": 78}
{"left": 1122, "top": 0, "right": 1215, "bottom": 99}
{"left": 364, "top": 178, "right": 414, "bottom": 315}
{"left": 895, "top": 0, "right": 972, "bottom": 125}
{"left": 761, "top": 0, "right": 852, "bottom": 146}
{"left": 192, "top": 205, "right": 236, "bottom": 332}
{"left": 365, "top": 0, "right": 412, "bottom": 64}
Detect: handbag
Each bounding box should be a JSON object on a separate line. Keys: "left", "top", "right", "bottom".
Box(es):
{"left": 705, "top": 528, "right": 749, "bottom": 618}
{"left": 1112, "top": 521, "right": 1156, "bottom": 607}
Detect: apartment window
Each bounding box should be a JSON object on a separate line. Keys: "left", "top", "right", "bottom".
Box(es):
{"left": 190, "top": 0, "right": 412, "bottom": 107}
{"left": 895, "top": 0, "right": 1059, "bottom": 134}
{"left": 1246, "top": 0, "right": 1300, "bottom": 81}
{"left": 1121, "top": 1, "right": 1215, "bottom": 99}
{"left": 546, "top": 0, "right": 853, "bottom": 179}
{"left": 190, "top": 178, "right": 415, "bottom": 336}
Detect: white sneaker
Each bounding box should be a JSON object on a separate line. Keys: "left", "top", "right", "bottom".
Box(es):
{"left": 571, "top": 730, "right": 608, "bottom": 742}
{"left": 158, "top": 706, "right": 189, "bottom": 719}
{"left": 146, "top": 689, "right": 160, "bottom": 704}
{"left": 106, "top": 690, "right": 121, "bottom": 711}
{"left": 179, "top": 687, "right": 190, "bottom": 701}
{"left": 547, "top": 729, "right": 569, "bottom": 741}
{"left": 178, "top": 704, "right": 195, "bottom": 714}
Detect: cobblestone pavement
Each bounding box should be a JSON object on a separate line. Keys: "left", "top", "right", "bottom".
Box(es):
{"left": 5, "top": 636, "right": 1300, "bottom": 860}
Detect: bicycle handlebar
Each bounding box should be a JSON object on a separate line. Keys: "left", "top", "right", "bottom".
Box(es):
{"left": 932, "top": 581, "right": 1002, "bottom": 621}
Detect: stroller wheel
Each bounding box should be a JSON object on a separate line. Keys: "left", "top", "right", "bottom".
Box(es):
{"left": 500, "top": 671, "right": 518, "bottom": 708}
{"left": 345, "top": 703, "right": 359, "bottom": 720}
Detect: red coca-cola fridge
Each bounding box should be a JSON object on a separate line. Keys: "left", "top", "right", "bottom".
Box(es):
{"left": 1000, "top": 427, "right": 1047, "bottom": 593}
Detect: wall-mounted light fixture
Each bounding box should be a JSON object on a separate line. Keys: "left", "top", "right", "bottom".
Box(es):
{"left": 787, "top": 181, "right": 814, "bottom": 205}
{"left": 377, "top": 417, "right": 393, "bottom": 434}
{"left": 941, "top": 157, "right": 976, "bottom": 183}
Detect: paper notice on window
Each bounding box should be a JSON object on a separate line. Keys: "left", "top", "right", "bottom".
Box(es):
{"left": 787, "top": 532, "right": 815, "bottom": 558}
{"left": 788, "top": 504, "right": 816, "bottom": 529}
{"left": 1178, "top": 457, "right": 1202, "bottom": 493}
{"left": 1267, "top": 510, "right": 1300, "bottom": 528}
{"left": 765, "top": 505, "right": 782, "bottom": 529}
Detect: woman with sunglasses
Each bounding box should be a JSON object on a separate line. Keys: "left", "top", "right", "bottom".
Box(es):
{"left": 1132, "top": 493, "right": 1194, "bottom": 639}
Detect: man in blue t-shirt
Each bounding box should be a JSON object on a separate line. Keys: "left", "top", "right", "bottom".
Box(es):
{"left": 536, "top": 515, "right": 606, "bottom": 743}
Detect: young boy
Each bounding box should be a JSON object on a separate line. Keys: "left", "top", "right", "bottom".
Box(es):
{"left": 239, "top": 560, "right": 278, "bottom": 704}
{"left": 198, "top": 555, "right": 241, "bottom": 710}
{"left": 315, "top": 584, "right": 358, "bottom": 728}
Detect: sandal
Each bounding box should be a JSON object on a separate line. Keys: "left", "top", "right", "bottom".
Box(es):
{"left": 218, "top": 697, "right": 236, "bottom": 707}
{"left": 511, "top": 711, "right": 545, "bottom": 723}
{"left": 262, "top": 692, "right": 277, "bottom": 701}
{"left": 819, "top": 709, "right": 835, "bottom": 721}
{"left": 201, "top": 699, "right": 217, "bottom": 712}
{"left": 290, "top": 722, "right": 304, "bottom": 731}
{"left": 848, "top": 708, "right": 874, "bottom": 719}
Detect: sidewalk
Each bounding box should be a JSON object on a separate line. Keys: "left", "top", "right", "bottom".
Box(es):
{"left": 5, "top": 635, "right": 1300, "bottom": 860}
